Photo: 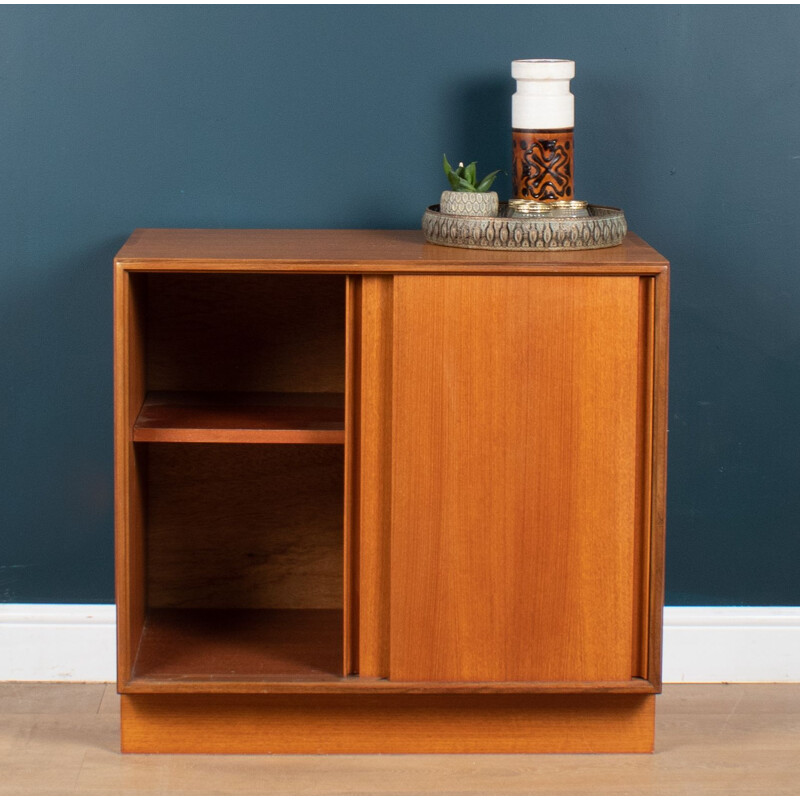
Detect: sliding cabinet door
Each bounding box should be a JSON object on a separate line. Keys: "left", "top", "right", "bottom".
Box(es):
{"left": 389, "top": 275, "right": 643, "bottom": 683}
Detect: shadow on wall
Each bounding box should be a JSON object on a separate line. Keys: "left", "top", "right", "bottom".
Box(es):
{"left": 443, "top": 75, "right": 511, "bottom": 200}
{"left": 570, "top": 73, "right": 654, "bottom": 211}
{"left": 339, "top": 75, "right": 511, "bottom": 227}
{"left": 0, "top": 236, "right": 127, "bottom": 602}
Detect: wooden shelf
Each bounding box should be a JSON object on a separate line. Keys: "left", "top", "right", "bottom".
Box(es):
{"left": 133, "top": 392, "right": 345, "bottom": 444}
{"left": 132, "top": 608, "right": 343, "bottom": 682}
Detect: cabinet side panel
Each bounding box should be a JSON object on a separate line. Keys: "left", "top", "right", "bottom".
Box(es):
{"left": 390, "top": 276, "right": 640, "bottom": 683}
{"left": 648, "top": 268, "right": 670, "bottom": 689}
{"left": 114, "top": 268, "right": 147, "bottom": 686}
{"left": 357, "top": 276, "right": 394, "bottom": 678}
{"left": 632, "top": 277, "right": 655, "bottom": 678}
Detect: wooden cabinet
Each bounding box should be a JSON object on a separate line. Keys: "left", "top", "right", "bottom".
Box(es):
{"left": 114, "top": 229, "right": 669, "bottom": 754}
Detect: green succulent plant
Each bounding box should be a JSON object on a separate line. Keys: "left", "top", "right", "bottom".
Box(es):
{"left": 443, "top": 154, "right": 501, "bottom": 193}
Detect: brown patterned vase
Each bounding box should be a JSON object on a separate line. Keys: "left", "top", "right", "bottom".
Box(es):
{"left": 512, "top": 128, "right": 574, "bottom": 200}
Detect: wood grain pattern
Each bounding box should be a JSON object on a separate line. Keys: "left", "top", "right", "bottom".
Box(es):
{"left": 122, "top": 677, "right": 656, "bottom": 695}
{"left": 356, "top": 276, "right": 394, "bottom": 678}
{"left": 115, "top": 230, "right": 668, "bottom": 274}
{"left": 146, "top": 444, "right": 343, "bottom": 610}
{"left": 647, "top": 269, "right": 670, "bottom": 690}
{"left": 114, "top": 269, "right": 146, "bottom": 686}
{"left": 133, "top": 391, "right": 345, "bottom": 444}
{"left": 146, "top": 273, "right": 345, "bottom": 394}
{"left": 121, "top": 693, "right": 655, "bottom": 754}
{"left": 343, "top": 278, "right": 361, "bottom": 676}
{"left": 633, "top": 278, "right": 655, "bottom": 678}
{"left": 390, "top": 275, "right": 641, "bottom": 683}
{"left": 114, "top": 229, "right": 669, "bottom": 754}
{"left": 133, "top": 609, "right": 343, "bottom": 681}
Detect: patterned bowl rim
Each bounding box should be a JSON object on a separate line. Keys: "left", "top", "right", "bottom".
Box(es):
{"left": 421, "top": 203, "right": 627, "bottom": 251}
{"left": 426, "top": 203, "right": 624, "bottom": 220}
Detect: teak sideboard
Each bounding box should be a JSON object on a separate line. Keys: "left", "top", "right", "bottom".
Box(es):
{"left": 114, "top": 229, "right": 669, "bottom": 754}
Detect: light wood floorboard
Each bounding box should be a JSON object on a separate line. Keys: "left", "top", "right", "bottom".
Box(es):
{"left": 0, "top": 684, "right": 798, "bottom": 795}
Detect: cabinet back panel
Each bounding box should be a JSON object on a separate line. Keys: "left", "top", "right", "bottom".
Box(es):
{"left": 146, "top": 274, "right": 345, "bottom": 394}
{"left": 146, "top": 444, "right": 343, "bottom": 609}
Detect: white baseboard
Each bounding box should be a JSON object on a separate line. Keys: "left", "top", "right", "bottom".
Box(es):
{"left": 661, "top": 606, "right": 800, "bottom": 682}
{"left": 1, "top": 605, "right": 799, "bottom": 682}
{"left": 0, "top": 604, "right": 116, "bottom": 682}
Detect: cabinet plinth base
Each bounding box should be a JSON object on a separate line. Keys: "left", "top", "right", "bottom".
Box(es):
{"left": 120, "top": 693, "right": 655, "bottom": 754}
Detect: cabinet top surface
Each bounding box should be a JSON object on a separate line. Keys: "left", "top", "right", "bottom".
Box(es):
{"left": 115, "top": 229, "right": 668, "bottom": 274}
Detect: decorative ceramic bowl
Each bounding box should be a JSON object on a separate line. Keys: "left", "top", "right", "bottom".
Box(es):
{"left": 422, "top": 203, "right": 627, "bottom": 251}
{"left": 440, "top": 191, "right": 499, "bottom": 217}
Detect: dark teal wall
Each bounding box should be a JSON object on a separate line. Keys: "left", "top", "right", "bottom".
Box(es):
{"left": 1, "top": 6, "right": 798, "bottom": 604}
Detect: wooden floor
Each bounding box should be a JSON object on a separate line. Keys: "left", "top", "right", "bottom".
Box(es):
{"left": 1, "top": 684, "right": 799, "bottom": 795}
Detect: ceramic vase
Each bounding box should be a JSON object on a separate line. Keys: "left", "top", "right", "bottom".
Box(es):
{"left": 511, "top": 59, "right": 575, "bottom": 201}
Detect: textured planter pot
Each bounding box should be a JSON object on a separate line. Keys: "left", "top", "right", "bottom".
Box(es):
{"left": 440, "top": 191, "right": 499, "bottom": 217}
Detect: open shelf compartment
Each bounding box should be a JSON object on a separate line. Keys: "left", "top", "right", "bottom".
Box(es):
{"left": 118, "top": 271, "right": 348, "bottom": 686}
{"left": 128, "top": 440, "right": 346, "bottom": 684}
{"left": 133, "top": 608, "right": 344, "bottom": 682}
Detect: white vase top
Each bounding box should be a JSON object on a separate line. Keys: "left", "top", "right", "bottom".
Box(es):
{"left": 512, "top": 59, "right": 575, "bottom": 130}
